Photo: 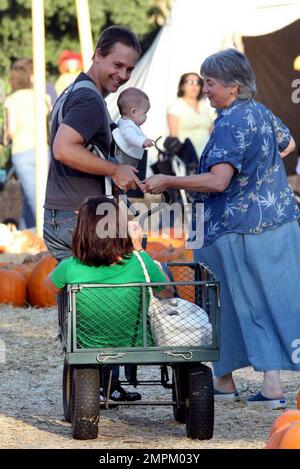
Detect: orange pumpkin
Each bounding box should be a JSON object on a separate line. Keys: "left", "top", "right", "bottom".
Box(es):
{"left": 168, "top": 264, "right": 195, "bottom": 302}
{"left": 27, "top": 255, "right": 58, "bottom": 307}
{"left": 269, "top": 410, "right": 300, "bottom": 439}
{"left": 12, "top": 264, "right": 33, "bottom": 283}
{"left": 0, "top": 269, "right": 27, "bottom": 306}
{"left": 266, "top": 422, "right": 294, "bottom": 449}
{"left": 6, "top": 229, "right": 47, "bottom": 254}
{"left": 278, "top": 421, "right": 300, "bottom": 449}
{"left": 147, "top": 236, "right": 185, "bottom": 250}
{"left": 146, "top": 241, "right": 192, "bottom": 263}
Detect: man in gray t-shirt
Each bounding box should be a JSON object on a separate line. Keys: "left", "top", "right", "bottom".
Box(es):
{"left": 44, "top": 26, "right": 142, "bottom": 261}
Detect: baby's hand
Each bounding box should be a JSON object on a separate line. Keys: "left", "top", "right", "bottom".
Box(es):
{"left": 143, "top": 138, "right": 154, "bottom": 148}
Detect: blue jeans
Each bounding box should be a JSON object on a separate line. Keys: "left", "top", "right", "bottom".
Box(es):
{"left": 43, "top": 209, "right": 78, "bottom": 262}
{"left": 12, "top": 150, "right": 36, "bottom": 229}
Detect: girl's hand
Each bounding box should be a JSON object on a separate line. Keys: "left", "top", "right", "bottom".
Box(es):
{"left": 128, "top": 220, "right": 143, "bottom": 250}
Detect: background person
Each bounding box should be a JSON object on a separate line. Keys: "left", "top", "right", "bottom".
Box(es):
{"left": 144, "top": 49, "right": 300, "bottom": 408}
{"left": 167, "top": 72, "right": 215, "bottom": 158}
{"left": 4, "top": 58, "right": 51, "bottom": 229}
{"left": 54, "top": 50, "right": 83, "bottom": 96}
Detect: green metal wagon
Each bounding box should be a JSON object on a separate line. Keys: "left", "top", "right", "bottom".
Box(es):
{"left": 58, "top": 260, "right": 220, "bottom": 441}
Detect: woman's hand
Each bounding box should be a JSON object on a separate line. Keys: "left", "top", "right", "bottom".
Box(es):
{"left": 128, "top": 220, "right": 144, "bottom": 251}
{"left": 144, "top": 174, "right": 170, "bottom": 194}
{"left": 280, "top": 137, "right": 296, "bottom": 158}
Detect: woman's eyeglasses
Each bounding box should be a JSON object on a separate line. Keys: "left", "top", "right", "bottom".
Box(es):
{"left": 184, "top": 79, "right": 201, "bottom": 86}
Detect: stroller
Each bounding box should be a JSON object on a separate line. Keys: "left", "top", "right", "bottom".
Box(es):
{"left": 151, "top": 136, "right": 199, "bottom": 205}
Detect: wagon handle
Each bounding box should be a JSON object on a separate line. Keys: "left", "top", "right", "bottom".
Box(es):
{"left": 96, "top": 353, "right": 126, "bottom": 362}
{"left": 163, "top": 351, "right": 193, "bottom": 360}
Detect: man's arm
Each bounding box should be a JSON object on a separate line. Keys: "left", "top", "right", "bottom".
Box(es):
{"left": 53, "top": 123, "right": 142, "bottom": 191}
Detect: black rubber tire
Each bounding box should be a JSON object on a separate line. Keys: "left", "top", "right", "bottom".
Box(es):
{"left": 186, "top": 364, "right": 214, "bottom": 440}
{"left": 172, "top": 364, "right": 189, "bottom": 423}
{"left": 62, "top": 358, "right": 74, "bottom": 423}
{"left": 71, "top": 367, "right": 100, "bottom": 440}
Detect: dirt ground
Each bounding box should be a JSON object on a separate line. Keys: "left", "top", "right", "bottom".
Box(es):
{"left": 0, "top": 254, "right": 299, "bottom": 449}
{"left": 1, "top": 305, "right": 299, "bottom": 450}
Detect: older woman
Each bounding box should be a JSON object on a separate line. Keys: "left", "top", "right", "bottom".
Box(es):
{"left": 145, "top": 49, "right": 300, "bottom": 408}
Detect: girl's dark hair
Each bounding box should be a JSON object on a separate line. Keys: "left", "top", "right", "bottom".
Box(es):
{"left": 177, "top": 73, "right": 203, "bottom": 100}
{"left": 72, "top": 196, "right": 133, "bottom": 267}
{"left": 93, "top": 25, "right": 141, "bottom": 58}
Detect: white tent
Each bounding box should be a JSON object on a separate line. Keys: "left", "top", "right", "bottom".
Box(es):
{"left": 107, "top": 0, "right": 300, "bottom": 168}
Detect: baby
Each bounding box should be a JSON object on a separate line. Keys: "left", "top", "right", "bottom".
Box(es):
{"left": 113, "top": 87, "right": 154, "bottom": 167}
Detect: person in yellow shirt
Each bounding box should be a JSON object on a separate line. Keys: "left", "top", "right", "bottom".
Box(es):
{"left": 167, "top": 72, "right": 215, "bottom": 159}
{"left": 4, "top": 58, "right": 51, "bottom": 229}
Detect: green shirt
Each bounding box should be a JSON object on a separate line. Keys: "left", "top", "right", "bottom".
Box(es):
{"left": 51, "top": 251, "right": 166, "bottom": 348}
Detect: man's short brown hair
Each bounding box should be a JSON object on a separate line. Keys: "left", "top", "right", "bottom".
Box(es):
{"left": 93, "top": 25, "right": 141, "bottom": 58}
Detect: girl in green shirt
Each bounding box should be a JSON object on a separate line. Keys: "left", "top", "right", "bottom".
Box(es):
{"left": 45, "top": 195, "right": 168, "bottom": 348}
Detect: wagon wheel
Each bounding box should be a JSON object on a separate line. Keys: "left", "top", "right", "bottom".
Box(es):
{"left": 186, "top": 364, "right": 214, "bottom": 440}
{"left": 62, "top": 357, "right": 74, "bottom": 423}
{"left": 71, "top": 367, "right": 100, "bottom": 440}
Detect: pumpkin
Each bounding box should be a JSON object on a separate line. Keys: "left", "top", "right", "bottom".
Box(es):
{"left": 278, "top": 421, "right": 300, "bottom": 449}
{"left": 147, "top": 235, "right": 185, "bottom": 250}
{"left": 297, "top": 389, "right": 300, "bottom": 410}
{"left": 169, "top": 264, "right": 195, "bottom": 302}
{"left": 0, "top": 223, "right": 14, "bottom": 252}
{"left": 266, "top": 422, "right": 294, "bottom": 449}
{"left": 27, "top": 254, "right": 58, "bottom": 307}
{"left": 0, "top": 269, "right": 27, "bottom": 306}
{"left": 12, "top": 264, "right": 33, "bottom": 283}
{"left": 6, "top": 229, "right": 47, "bottom": 254}
{"left": 269, "top": 410, "right": 300, "bottom": 439}
{"left": 146, "top": 240, "right": 192, "bottom": 263}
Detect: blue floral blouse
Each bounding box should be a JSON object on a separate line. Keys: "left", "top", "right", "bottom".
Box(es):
{"left": 193, "top": 98, "right": 300, "bottom": 246}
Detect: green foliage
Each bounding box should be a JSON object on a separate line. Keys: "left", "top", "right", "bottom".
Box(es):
{"left": 0, "top": 0, "right": 169, "bottom": 81}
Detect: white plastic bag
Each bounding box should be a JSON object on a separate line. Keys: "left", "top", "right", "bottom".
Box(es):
{"left": 133, "top": 251, "right": 212, "bottom": 347}
{"left": 149, "top": 297, "right": 212, "bottom": 346}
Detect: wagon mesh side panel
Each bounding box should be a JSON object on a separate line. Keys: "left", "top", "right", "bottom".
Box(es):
{"left": 70, "top": 263, "right": 215, "bottom": 350}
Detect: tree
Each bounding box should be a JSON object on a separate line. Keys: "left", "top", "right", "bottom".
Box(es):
{"left": 0, "top": 0, "right": 171, "bottom": 80}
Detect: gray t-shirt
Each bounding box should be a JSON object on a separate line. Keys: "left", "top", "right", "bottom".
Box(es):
{"left": 44, "top": 73, "right": 111, "bottom": 211}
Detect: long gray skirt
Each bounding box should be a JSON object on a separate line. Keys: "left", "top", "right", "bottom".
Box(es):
{"left": 194, "top": 220, "right": 300, "bottom": 377}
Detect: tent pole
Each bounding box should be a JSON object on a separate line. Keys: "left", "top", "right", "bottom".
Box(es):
{"left": 31, "top": 0, "right": 48, "bottom": 237}
{"left": 75, "top": 0, "right": 94, "bottom": 71}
